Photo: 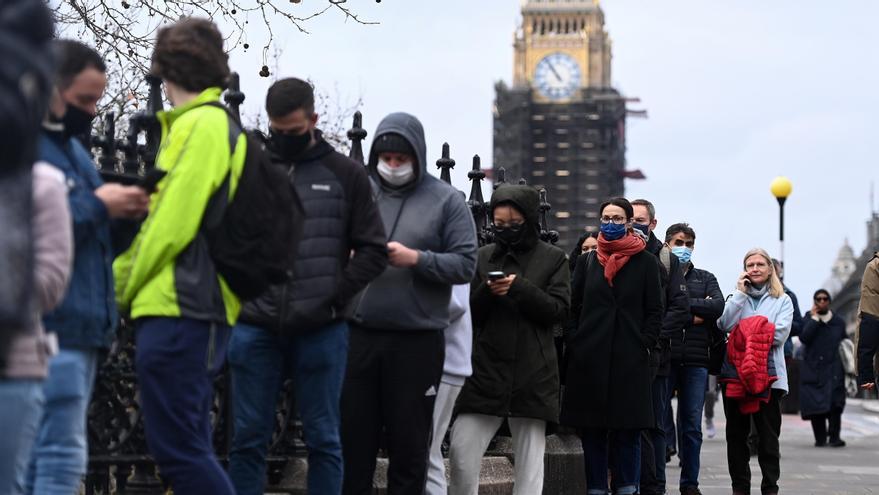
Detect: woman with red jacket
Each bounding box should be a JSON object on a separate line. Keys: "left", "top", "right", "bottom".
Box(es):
{"left": 561, "top": 197, "right": 664, "bottom": 495}
{"left": 717, "top": 248, "right": 793, "bottom": 495}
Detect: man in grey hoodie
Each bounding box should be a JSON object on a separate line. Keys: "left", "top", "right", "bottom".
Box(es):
{"left": 341, "top": 112, "right": 478, "bottom": 494}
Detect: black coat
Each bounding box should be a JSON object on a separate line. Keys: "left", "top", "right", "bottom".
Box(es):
{"left": 239, "top": 135, "right": 388, "bottom": 332}
{"left": 561, "top": 247, "right": 664, "bottom": 429}
{"left": 646, "top": 234, "right": 690, "bottom": 376}
{"left": 670, "top": 264, "right": 724, "bottom": 368}
{"left": 799, "top": 311, "right": 847, "bottom": 418}
{"left": 455, "top": 185, "right": 570, "bottom": 423}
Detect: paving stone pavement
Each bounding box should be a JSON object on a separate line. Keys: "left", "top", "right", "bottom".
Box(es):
{"left": 670, "top": 398, "right": 879, "bottom": 495}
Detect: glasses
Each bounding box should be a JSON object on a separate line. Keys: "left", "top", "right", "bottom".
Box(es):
{"left": 815, "top": 296, "right": 829, "bottom": 302}
{"left": 600, "top": 216, "right": 627, "bottom": 225}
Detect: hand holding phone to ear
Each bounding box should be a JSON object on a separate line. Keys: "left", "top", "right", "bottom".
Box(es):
{"left": 736, "top": 272, "right": 752, "bottom": 293}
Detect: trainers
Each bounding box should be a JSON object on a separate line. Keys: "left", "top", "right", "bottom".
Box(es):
{"left": 705, "top": 419, "right": 716, "bottom": 439}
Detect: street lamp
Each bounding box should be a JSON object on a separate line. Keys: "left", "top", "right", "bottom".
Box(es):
{"left": 770, "top": 176, "right": 793, "bottom": 264}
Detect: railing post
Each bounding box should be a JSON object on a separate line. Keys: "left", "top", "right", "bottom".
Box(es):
{"left": 468, "top": 155, "right": 492, "bottom": 246}
{"left": 347, "top": 111, "right": 367, "bottom": 165}
{"left": 436, "top": 142, "right": 455, "bottom": 185}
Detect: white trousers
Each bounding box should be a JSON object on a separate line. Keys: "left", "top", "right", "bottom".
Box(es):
{"left": 424, "top": 382, "right": 463, "bottom": 495}
{"left": 448, "top": 413, "right": 546, "bottom": 495}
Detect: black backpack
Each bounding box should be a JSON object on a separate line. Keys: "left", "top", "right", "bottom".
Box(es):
{"left": 201, "top": 103, "right": 302, "bottom": 301}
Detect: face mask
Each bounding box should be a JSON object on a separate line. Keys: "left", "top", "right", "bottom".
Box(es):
{"left": 270, "top": 129, "right": 312, "bottom": 159}
{"left": 377, "top": 159, "right": 415, "bottom": 187}
{"left": 600, "top": 222, "right": 627, "bottom": 241}
{"left": 671, "top": 246, "right": 693, "bottom": 265}
{"left": 632, "top": 223, "right": 651, "bottom": 239}
{"left": 493, "top": 223, "right": 526, "bottom": 247}
{"left": 62, "top": 104, "right": 95, "bottom": 139}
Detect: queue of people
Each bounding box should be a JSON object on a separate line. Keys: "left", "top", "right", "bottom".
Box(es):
{"left": 2, "top": 5, "right": 876, "bottom": 495}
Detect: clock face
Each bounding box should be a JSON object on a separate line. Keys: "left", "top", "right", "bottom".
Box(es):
{"left": 534, "top": 52, "right": 582, "bottom": 101}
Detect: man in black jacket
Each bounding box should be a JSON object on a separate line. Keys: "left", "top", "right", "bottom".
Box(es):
{"left": 665, "top": 223, "right": 724, "bottom": 495}
{"left": 228, "top": 78, "right": 388, "bottom": 495}
{"left": 631, "top": 199, "right": 691, "bottom": 495}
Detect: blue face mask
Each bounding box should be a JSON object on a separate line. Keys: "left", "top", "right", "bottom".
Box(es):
{"left": 633, "top": 223, "right": 650, "bottom": 238}
{"left": 671, "top": 246, "right": 693, "bottom": 265}
{"left": 600, "top": 222, "right": 627, "bottom": 241}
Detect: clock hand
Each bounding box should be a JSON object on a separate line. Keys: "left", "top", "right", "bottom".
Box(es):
{"left": 545, "top": 60, "right": 563, "bottom": 82}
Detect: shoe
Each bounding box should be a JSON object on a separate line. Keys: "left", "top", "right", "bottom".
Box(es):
{"left": 681, "top": 487, "right": 703, "bottom": 495}
{"left": 829, "top": 438, "right": 847, "bottom": 448}
{"left": 705, "top": 419, "right": 716, "bottom": 439}
{"left": 814, "top": 440, "right": 827, "bottom": 447}
{"left": 666, "top": 446, "right": 677, "bottom": 463}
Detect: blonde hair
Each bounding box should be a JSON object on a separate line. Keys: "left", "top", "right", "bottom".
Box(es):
{"left": 743, "top": 248, "right": 784, "bottom": 298}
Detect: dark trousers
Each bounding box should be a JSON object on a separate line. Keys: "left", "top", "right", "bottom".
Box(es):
{"left": 583, "top": 428, "right": 641, "bottom": 495}
{"left": 135, "top": 317, "right": 234, "bottom": 494}
{"left": 810, "top": 407, "right": 843, "bottom": 444}
{"left": 723, "top": 388, "right": 783, "bottom": 494}
{"left": 639, "top": 375, "right": 668, "bottom": 495}
{"left": 341, "top": 326, "right": 444, "bottom": 495}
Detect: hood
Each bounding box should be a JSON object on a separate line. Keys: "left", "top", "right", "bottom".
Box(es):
{"left": 489, "top": 184, "right": 540, "bottom": 253}
{"left": 367, "top": 112, "right": 427, "bottom": 190}
{"left": 490, "top": 184, "right": 539, "bottom": 226}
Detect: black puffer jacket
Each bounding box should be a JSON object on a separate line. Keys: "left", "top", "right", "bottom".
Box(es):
{"left": 239, "top": 133, "right": 388, "bottom": 332}
{"left": 671, "top": 264, "right": 724, "bottom": 368}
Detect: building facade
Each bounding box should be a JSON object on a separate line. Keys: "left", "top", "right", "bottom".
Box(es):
{"left": 493, "top": 0, "right": 627, "bottom": 247}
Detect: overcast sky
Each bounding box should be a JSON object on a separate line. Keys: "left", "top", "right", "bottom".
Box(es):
{"left": 226, "top": 0, "right": 879, "bottom": 304}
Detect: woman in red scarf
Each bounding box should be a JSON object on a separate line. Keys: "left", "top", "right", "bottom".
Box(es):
{"left": 561, "top": 197, "right": 664, "bottom": 495}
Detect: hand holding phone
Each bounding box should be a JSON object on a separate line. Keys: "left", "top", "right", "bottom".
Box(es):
{"left": 487, "top": 271, "right": 506, "bottom": 282}
{"left": 737, "top": 272, "right": 752, "bottom": 292}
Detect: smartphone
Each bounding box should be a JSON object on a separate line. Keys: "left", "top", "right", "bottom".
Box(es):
{"left": 743, "top": 275, "right": 752, "bottom": 286}
{"left": 487, "top": 271, "right": 506, "bottom": 281}
{"left": 137, "top": 169, "right": 167, "bottom": 194}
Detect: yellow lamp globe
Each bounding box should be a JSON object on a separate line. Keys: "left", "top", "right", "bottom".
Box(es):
{"left": 770, "top": 176, "right": 793, "bottom": 199}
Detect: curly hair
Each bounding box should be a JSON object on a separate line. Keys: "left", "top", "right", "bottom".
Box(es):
{"left": 151, "top": 17, "right": 229, "bottom": 92}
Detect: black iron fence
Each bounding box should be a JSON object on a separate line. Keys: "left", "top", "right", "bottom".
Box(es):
{"left": 81, "top": 74, "right": 559, "bottom": 493}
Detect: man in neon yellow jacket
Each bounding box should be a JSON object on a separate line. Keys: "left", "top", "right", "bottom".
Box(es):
{"left": 112, "top": 18, "right": 244, "bottom": 494}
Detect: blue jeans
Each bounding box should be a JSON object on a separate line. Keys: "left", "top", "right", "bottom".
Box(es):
{"left": 228, "top": 321, "right": 348, "bottom": 495}
{"left": 25, "top": 348, "right": 99, "bottom": 494}
{"left": 136, "top": 317, "right": 235, "bottom": 494}
{"left": 582, "top": 428, "right": 641, "bottom": 495}
{"left": 0, "top": 380, "right": 43, "bottom": 495}
{"left": 667, "top": 365, "right": 708, "bottom": 489}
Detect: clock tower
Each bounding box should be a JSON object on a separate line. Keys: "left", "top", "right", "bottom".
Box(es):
{"left": 494, "top": 0, "right": 628, "bottom": 247}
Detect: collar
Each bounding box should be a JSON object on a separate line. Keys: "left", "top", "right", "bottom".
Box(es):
{"left": 812, "top": 310, "right": 833, "bottom": 323}
{"left": 156, "top": 87, "right": 223, "bottom": 129}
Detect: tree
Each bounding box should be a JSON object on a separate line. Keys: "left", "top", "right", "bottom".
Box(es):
{"left": 51, "top": 0, "right": 375, "bottom": 145}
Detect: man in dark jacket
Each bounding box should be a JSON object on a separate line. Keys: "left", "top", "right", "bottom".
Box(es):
{"left": 341, "top": 112, "right": 478, "bottom": 494}
{"left": 800, "top": 289, "right": 848, "bottom": 448}
{"left": 27, "top": 40, "right": 150, "bottom": 494}
{"left": 631, "top": 199, "right": 690, "bottom": 495}
{"left": 228, "top": 78, "right": 388, "bottom": 495}
{"left": 772, "top": 259, "right": 804, "bottom": 417}
{"left": 665, "top": 223, "right": 724, "bottom": 495}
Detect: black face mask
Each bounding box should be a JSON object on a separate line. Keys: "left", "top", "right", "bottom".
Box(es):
{"left": 62, "top": 104, "right": 95, "bottom": 139}
{"left": 493, "top": 223, "right": 526, "bottom": 247}
{"left": 270, "top": 129, "right": 312, "bottom": 160}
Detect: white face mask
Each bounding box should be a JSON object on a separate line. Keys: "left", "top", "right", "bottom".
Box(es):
{"left": 377, "top": 159, "right": 415, "bottom": 186}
